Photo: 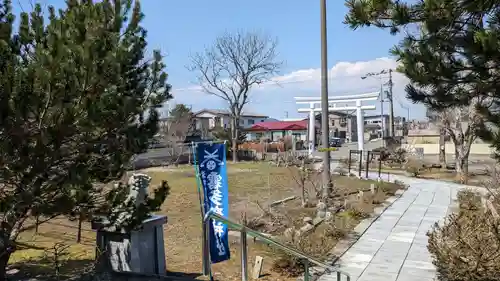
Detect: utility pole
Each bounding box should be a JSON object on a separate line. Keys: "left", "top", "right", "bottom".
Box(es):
{"left": 380, "top": 89, "right": 385, "bottom": 141}
{"left": 388, "top": 69, "right": 395, "bottom": 138}
{"left": 320, "top": 0, "right": 332, "bottom": 199}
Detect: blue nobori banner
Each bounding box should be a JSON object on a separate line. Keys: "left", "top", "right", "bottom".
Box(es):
{"left": 196, "top": 142, "right": 230, "bottom": 263}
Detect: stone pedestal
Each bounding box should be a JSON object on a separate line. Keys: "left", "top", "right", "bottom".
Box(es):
{"left": 92, "top": 215, "right": 167, "bottom": 275}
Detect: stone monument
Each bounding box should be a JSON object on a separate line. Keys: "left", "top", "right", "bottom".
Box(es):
{"left": 92, "top": 173, "right": 167, "bottom": 275}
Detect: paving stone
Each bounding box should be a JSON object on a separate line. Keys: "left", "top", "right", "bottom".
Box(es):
{"left": 399, "top": 265, "right": 436, "bottom": 278}
{"left": 396, "top": 273, "right": 435, "bottom": 281}
{"left": 407, "top": 244, "right": 432, "bottom": 262}
{"left": 341, "top": 252, "right": 373, "bottom": 263}
{"left": 349, "top": 242, "right": 383, "bottom": 255}
{"left": 357, "top": 265, "right": 399, "bottom": 281}
{"left": 338, "top": 260, "right": 370, "bottom": 269}
{"left": 362, "top": 230, "right": 390, "bottom": 241}
{"left": 392, "top": 225, "right": 418, "bottom": 233}
{"left": 370, "top": 251, "right": 406, "bottom": 265}
{"left": 403, "top": 260, "right": 435, "bottom": 270}
{"left": 379, "top": 241, "right": 412, "bottom": 253}
{"left": 364, "top": 262, "right": 403, "bottom": 273}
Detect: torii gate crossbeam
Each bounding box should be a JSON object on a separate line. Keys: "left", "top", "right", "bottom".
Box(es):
{"left": 294, "top": 92, "right": 379, "bottom": 156}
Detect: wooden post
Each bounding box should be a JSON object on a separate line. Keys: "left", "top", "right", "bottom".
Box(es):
{"left": 348, "top": 151, "right": 352, "bottom": 176}
{"left": 252, "top": 256, "right": 264, "bottom": 279}
{"left": 365, "top": 151, "right": 370, "bottom": 178}
{"left": 358, "top": 151, "right": 363, "bottom": 178}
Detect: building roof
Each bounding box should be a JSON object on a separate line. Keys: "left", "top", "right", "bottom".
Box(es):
{"left": 194, "top": 109, "right": 268, "bottom": 118}
{"left": 247, "top": 120, "right": 312, "bottom": 131}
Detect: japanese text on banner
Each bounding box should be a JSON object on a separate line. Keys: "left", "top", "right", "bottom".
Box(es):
{"left": 196, "top": 143, "right": 230, "bottom": 263}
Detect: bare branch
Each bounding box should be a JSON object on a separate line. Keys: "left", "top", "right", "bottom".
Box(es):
{"left": 189, "top": 31, "right": 282, "bottom": 117}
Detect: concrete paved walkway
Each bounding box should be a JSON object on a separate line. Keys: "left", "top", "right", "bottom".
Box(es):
{"left": 319, "top": 173, "right": 482, "bottom": 281}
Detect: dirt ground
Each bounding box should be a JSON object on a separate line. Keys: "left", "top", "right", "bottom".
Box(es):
{"left": 8, "top": 162, "right": 403, "bottom": 281}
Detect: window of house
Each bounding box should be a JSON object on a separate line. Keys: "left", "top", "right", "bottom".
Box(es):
{"left": 248, "top": 119, "right": 255, "bottom": 125}
{"left": 214, "top": 116, "right": 221, "bottom": 127}
{"left": 331, "top": 119, "right": 335, "bottom": 126}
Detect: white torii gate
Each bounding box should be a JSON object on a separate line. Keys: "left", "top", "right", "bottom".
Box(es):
{"left": 294, "top": 92, "right": 379, "bottom": 156}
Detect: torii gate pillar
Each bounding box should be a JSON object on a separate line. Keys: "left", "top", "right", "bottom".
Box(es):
{"left": 308, "top": 103, "right": 316, "bottom": 155}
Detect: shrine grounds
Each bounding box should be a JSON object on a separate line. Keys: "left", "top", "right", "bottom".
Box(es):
{"left": 8, "top": 162, "right": 403, "bottom": 281}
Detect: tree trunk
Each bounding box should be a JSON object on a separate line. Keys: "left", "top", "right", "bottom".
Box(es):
{"left": 0, "top": 232, "right": 14, "bottom": 280}
{"left": 455, "top": 145, "right": 470, "bottom": 184}
{"left": 0, "top": 252, "right": 11, "bottom": 280}
{"left": 455, "top": 156, "right": 468, "bottom": 184}
{"left": 231, "top": 117, "right": 239, "bottom": 162}
{"left": 232, "top": 137, "right": 238, "bottom": 162}
{"left": 439, "top": 128, "right": 446, "bottom": 166}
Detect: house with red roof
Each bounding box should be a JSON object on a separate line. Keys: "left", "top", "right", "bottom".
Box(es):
{"left": 246, "top": 120, "right": 319, "bottom": 142}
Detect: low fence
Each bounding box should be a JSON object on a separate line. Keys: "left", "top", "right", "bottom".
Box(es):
{"left": 238, "top": 140, "right": 306, "bottom": 153}
{"left": 238, "top": 142, "right": 285, "bottom": 153}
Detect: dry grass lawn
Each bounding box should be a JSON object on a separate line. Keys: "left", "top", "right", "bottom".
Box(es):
{"left": 8, "top": 162, "right": 402, "bottom": 281}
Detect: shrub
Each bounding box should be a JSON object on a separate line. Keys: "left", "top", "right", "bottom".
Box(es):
{"left": 378, "top": 182, "right": 399, "bottom": 196}
{"left": 390, "top": 148, "right": 408, "bottom": 164}
{"left": 405, "top": 158, "right": 425, "bottom": 177}
{"left": 428, "top": 190, "right": 500, "bottom": 281}
{"left": 345, "top": 199, "right": 372, "bottom": 220}
{"left": 335, "top": 158, "right": 351, "bottom": 176}
{"left": 373, "top": 147, "right": 390, "bottom": 161}
{"left": 271, "top": 231, "right": 332, "bottom": 277}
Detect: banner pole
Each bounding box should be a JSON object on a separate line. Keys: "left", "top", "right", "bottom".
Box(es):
{"left": 192, "top": 141, "right": 212, "bottom": 279}
{"left": 192, "top": 142, "right": 206, "bottom": 218}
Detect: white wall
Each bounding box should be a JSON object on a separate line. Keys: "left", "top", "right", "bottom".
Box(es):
{"left": 402, "top": 143, "right": 494, "bottom": 155}
{"left": 223, "top": 116, "right": 267, "bottom": 129}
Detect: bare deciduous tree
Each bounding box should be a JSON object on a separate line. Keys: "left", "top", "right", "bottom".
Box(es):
{"left": 430, "top": 97, "right": 489, "bottom": 183}
{"left": 189, "top": 31, "right": 282, "bottom": 162}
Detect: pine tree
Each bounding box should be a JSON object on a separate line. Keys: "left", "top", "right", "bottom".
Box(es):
{"left": 344, "top": 0, "right": 500, "bottom": 181}
{"left": 0, "top": 0, "right": 171, "bottom": 276}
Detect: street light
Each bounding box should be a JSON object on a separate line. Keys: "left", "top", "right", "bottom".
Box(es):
{"left": 361, "top": 69, "right": 395, "bottom": 138}
{"left": 361, "top": 75, "right": 386, "bottom": 141}
{"left": 319, "top": 0, "right": 331, "bottom": 199}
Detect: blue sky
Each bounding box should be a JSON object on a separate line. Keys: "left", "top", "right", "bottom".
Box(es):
{"left": 15, "top": 0, "right": 426, "bottom": 120}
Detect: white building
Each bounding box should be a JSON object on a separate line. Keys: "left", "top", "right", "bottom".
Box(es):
{"left": 193, "top": 109, "right": 271, "bottom": 138}
{"left": 363, "top": 114, "right": 390, "bottom": 137}
{"left": 364, "top": 114, "right": 407, "bottom": 137}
